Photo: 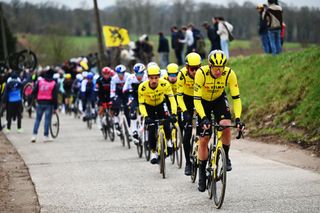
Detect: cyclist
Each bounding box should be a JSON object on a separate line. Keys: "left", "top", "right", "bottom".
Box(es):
{"left": 122, "top": 63, "right": 145, "bottom": 144}
{"left": 71, "top": 73, "right": 83, "bottom": 114}
{"left": 81, "top": 72, "right": 96, "bottom": 121}
{"left": 110, "top": 64, "right": 130, "bottom": 135}
{"left": 62, "top": 73, "right": 73, "bottom": 113}
{"left": 138, "top": 64, "right": 177, "bottom": 164}
{"left": 176, "top": 52, "right": 202, "bottom": 176}
{"left": 194, "top": 50, "right": 244, "bottom": 192}
{"left": 96, "top": 66, "right": 114, "bottom": 130}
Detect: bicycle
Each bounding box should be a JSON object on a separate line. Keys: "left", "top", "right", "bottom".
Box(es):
{"left": 101, "top": 106, "right": 115, "bottom": 142}
{"left": 49, "top": 111, "right": 60, "bottom": 138}
{"left": 170, "top": 122, "right": 183, "bottom": 169}
{"left": 118, "top": 105, "right": 131, "bottom": 149}
{"left": 206, "top": 119, "right": 244, "bottom": 209}
{"left": 84, "top": 102, "right": 94, "bottom": 129}
{"left": 22, "top": 81, "right": 35, "bottom": 117}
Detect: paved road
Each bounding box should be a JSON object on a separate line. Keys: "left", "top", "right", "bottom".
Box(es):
{"left": 6, "top": 114, "right": 320, "bottom": 212}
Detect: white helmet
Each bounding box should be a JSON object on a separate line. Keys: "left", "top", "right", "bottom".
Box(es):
{"left": 82, "top": 71, "right": 88, "bottom": 78}
{"left": 76, "top": 73, "right": 83, "bottom": 81}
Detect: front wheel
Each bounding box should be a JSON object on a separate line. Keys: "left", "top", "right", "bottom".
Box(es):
{"left": 209, "top": 147, "right": 227, "bottom": 209}
{"left": 159, "top": 132, "right": 166, "bottom": 179}
{"left": 107, "top": 119, "right": 115, "bottom": 142}
{"left": 50, "top": 113, "right": 60, "bottom": 138}
{"left": 137, "top": 138, "right": 143, "bottom": 158}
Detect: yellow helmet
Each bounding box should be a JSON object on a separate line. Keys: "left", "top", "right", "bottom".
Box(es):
{"left": 208, "top": 50, "right": 227, "bottom": 67}
{"left": 147, "top": 65, "right": 160, "bottom": 76}
{"left": 65, "top": 73, "right": 72, "bottom": 79}
{"left": 167, "top": 63, "right": 179, "bottom": 74}
{"left": 185, "top": 52, "right": 201, "bottom": 66}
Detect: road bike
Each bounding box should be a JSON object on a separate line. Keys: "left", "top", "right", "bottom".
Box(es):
{"left": 118, "top": 105, "right": 131, "bottom": 149}
{"left": 170, "top": 121, "right": 183, "bottom": 169}
{"left": 101, "top": 106, "right": 115, "bottom": 142}
{"left": 206, "top": 119, "right": 244, "bottom": 209}
{"left": 50, "top": 111, "right": 60, "bottom": 138}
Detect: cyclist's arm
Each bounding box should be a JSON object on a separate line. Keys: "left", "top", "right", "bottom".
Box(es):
{"left": 228, "top": 70, "right": 242, "bottom": 119}
{"left": 138, "top": 83, "right": 148, "bottom": 117}
{"left": 176, "top": 72, "right": 187, "bottom": 112}
{"left": 194, "top": 70, "right": 206, "bottom": 119}
{"left": 165, "top": 83, "right": 177, "bottom": 115}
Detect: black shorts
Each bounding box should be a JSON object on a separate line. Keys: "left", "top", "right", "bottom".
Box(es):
{"left": 197, "top": 92, "right": 231, "bottom": 136}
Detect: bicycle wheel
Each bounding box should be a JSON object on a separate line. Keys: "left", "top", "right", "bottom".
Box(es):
{"left": 137, "top": 137, "right": 143, "bottom": 158}
{"left": 144, "top": 141, "right": 151, "bottom": 161}
{"left": 123, "top": 120, "right": 131, "bottom": 149}
{"left": 107, "top": 117, "right": 115, "bottom": 142}
{"left": 159, "top": 132, "right": 166, "bottom": 179}
{"left": 175, "top": 126, "right": 183, "bottom": 169}
{"left": 210, "top": 147, "right": 227, "bottom": 209}
{"left": 23, "top": 83, "right": 34, "bottom": 110}
{"left": 190, "top": 155, "right": 198, "bottom": 183}
{"left": 18, "top": 49, "right": 38, "bottom": 71}
{"left": 50, "top": 113, "right": 60, "bottom": 138}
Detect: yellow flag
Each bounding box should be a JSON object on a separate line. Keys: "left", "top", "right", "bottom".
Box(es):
{"left": 103, "top": 25, "right": 130, "bottom": 47}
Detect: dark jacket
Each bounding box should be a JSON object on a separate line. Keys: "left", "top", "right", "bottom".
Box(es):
{"left": 207, "top": 24, "right": 221, "bottom": 50}
{"left": 264, "top": 4, "right": 283, "bottom": 30}
{"left": 158, "top": 35, "right": 169, "bottom": 53}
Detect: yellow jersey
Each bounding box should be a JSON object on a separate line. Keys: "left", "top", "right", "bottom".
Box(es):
{"left": 138, "top": 78, "right": 177, "bottom": 117}
{"left": 176, "top": 67, "right": 194, "bottom": 112}
{"left": 162, "top": 76, "right": 178, "bottom": 96}
{"left": 194, "top": 65, "right": 242, "bottom": 119}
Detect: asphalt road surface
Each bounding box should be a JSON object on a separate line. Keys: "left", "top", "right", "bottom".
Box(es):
{"left": 6, "top": 114, "right": 320, "bottom": 212}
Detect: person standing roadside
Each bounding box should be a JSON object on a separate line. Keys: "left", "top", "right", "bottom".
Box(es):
{"left": 31, "top": 68, "right": 58, "bottom": 143}
{"left": 179, "top": 25, "right": 194, "bottom": 56}
{"left": 217, "top": 17, "right": 233, "bottom": 59}
{"left": 171, "top": 26, "right": 184, "bottom": 66}
{"left": 2, "top": 72, "right": 23, "bottom": 133}
{"left": 257, "top": 4, "right": 271, "bottom": 54}
{"left": 157, "top": 32, "right": 170, "bottom": 68}
{"left": 263, "top": 0, "right": 283, "bottom": 55}
{"left": 203, "top": 19, "right": 221, "bottom": 51}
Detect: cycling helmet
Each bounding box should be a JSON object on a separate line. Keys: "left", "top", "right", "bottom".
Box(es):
{"left": 133, "top": 63, "right": 146, "bottom": 74}
{"left": 115, "top": 64, "right": 126, "bottom": 73}
{"left": 147, "top": 62, "right": 158, "bottom": 68}
{"left": 53, "top": 73, "right": 60, "bottom": 80}
{"left": 102, "top": 66, "right": 113, "bottom": 75}
{"left": 76, "top": 73, "right": 83, "bottom": 81}
{"left": 185, "top": 52, "right": 201, "bottom": 66}
{"left": 147, "top": 65, "right": 160, "bottom": 76}
{"left": 167, "top": 63, "right": 179, "bottom": 74}
{"left": 87, "top": 72, "right": 94, "bottom": 80}
{"left": 65, "top": 73, "right": 72, "bottom": 79}
{"left": 208, "top": 50, "right": 227, "bottom": 67}
{"left": 82, "top": 71, "right": 88, "bottom": 78}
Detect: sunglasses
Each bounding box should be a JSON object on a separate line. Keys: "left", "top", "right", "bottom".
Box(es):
{"left": 188, "top": 66, "right": 200, "bottom": 72}
{"left": 168, "top": 73, "right": 177, "bottom": 77}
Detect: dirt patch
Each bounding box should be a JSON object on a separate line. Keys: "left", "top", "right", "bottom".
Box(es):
{"left": 0, "top": 132, "right": 40, "bottom": 212}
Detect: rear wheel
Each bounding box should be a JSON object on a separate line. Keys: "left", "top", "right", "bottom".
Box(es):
{"left": 210, "top": 147, "right": 227, "bottom": 209}
{"left": 191, "top": 156, "right": 198, "bottom": 183}
{"left": 137, "top": 138, "right": 143, "bottom": 158}
{"left": 123, "top": 121, "right": 131, "bottom": 149}
{"left": 175, "top": 127, "right": 183, "bottom": 169}
{"left": 107, "top": 118, "right": 115, "bottom": 142}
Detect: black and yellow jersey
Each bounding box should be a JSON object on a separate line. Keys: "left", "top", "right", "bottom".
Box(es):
{"left": 138, "top": 78, "right": 177, "bottom": 117}
{"left": 162, "top": 75, "right": 178, "bottom": 96}
{"left": 176, "top": 67, "right": 194, "bottom": 112}
{"left": 194, "top": 65, "right": 242, "bottom": 119}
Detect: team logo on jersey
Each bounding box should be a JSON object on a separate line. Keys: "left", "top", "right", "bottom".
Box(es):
{"left": 161, "top": 83, "right": 166, "bottom": 87}
{"left": 222, "top": 71, "right": 226, "bottom": 76}
{"left": 141, "top": 86, "right": 146, "bottom": 91}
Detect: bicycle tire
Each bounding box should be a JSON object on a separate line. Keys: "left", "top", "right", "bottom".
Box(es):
{"left": 144, "top": 140, "right": 150, "bottom": 161}
{"left": 137, "top": 138, "right": 143, "bottom": 158}
{"left": 22, "top": 83, "right": 34, "bottom": 111}
{"left": 211, "top": 147, "right": 227, "bottom": 209}
{"left": 123, "top": 120, "right": 131, "bottom": 149}
{"left": 50, "top": 113, "right": 60, "bottom": 138}
{"left": 18, "top": 49, "right": 38, "bottom": 71}
{"left": 176, "top": 126, "right": 183, "bottom": 169}
{"left": 170, "top": 128, "right": 176, "bottom": 165}
{"left": 107, "top": 118, "right": 115, "bottom": 142}
{"left": 191, "top": 155, "right": 198, "bottom": 183}
{"left": 159, "top": 132, "right": 166, "bottom": 179}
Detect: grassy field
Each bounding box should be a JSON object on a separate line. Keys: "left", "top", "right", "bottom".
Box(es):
{"left": 18, "top": 34, "right": 316, "bottom": 66}
{"left": 229, "top": 47, "right": 320, "bottom": 152}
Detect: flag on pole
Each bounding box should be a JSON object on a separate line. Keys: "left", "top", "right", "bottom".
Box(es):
{"left": 103, "top": 25, "right": 130, "bottom": 47}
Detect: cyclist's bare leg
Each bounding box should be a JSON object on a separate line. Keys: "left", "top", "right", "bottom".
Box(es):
{"left": 220, "top": 119, "right": 232, "bottom": 170}
{"left": 198, "top": 135, "right": 209, "bottom": 192}
{"left": 199, "top": 136, "right": 210, "bottom": 161}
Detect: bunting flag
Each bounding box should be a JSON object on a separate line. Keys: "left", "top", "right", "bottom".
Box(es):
{"left": 103, "top": 25, "right": 130, "bottom": 47}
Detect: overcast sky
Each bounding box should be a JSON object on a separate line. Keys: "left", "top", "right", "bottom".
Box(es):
{"left": 2, "top": 0, "right": 320, "bottom": 9}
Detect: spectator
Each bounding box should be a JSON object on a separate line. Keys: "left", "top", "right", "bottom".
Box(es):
{"left": 203, "top": 20, "right": 220, "bottom": 51}
{"left": 171, "top": 26, "right": 184, "bottom": 66}
{"left": 195, "top": 34, "right": 206, "bottom": 59}
{"left": 179, "top": 25, "right": 194, "bottom": 56}
{"left": 257, "top": 4, "right": 271, "bottom": 54}
{"left": 31, "top": 68, "right": 58, "bottom": 143}
{"left": 217, "top": 17, "right": 233, "bottom": 59}
{"left": 263, "top": 0, "right": 283, "bottom": 55}
{"left": 157, "top": 32, "right": 169, "bottom": 68}
{"left": 138, "top": 34, "right": 154, "bottom": 64}
{"left": 281, "top": 22, "right": 286, "bottom": 46}
{"left": 2, "top": 72, "right": 23, "bottom": 133}
{"left": 190, "top": 24, "right": 201, "bottom": 51}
